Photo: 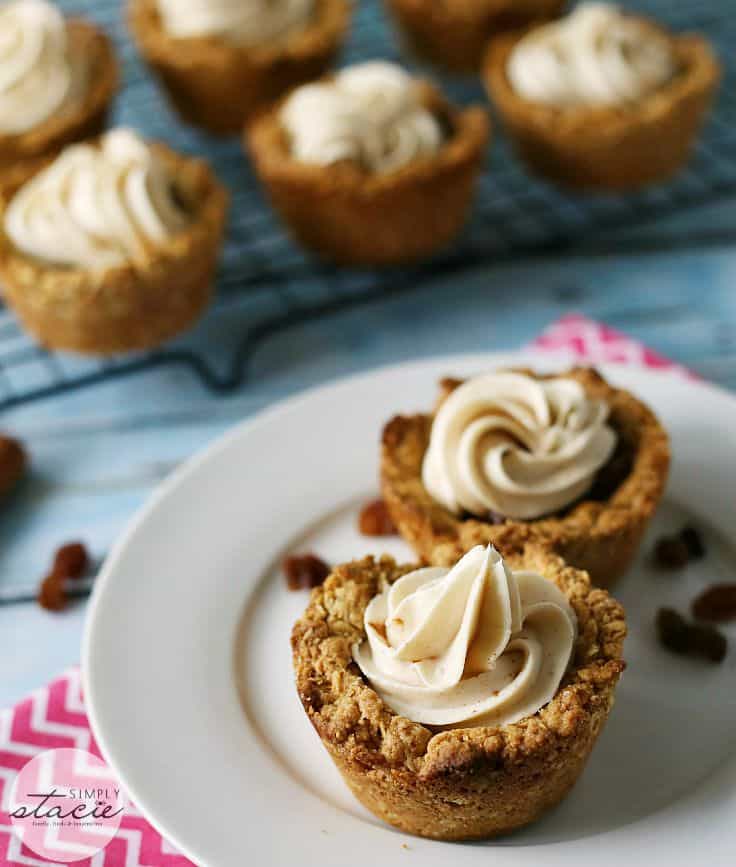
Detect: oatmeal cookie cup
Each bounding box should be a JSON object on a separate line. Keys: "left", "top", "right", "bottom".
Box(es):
{"left": 246, "top": 85, "right": 489, "bottom": 266}
{"left": 484, "top": 24, "right": 720, "bottom": 190}
{"left": 386, "top": 0, "right": 565, "bottom": 74}
{"left": 128, "top": 0, "right": 350, "bottom": 136}
{"left": 0, "top": 20, "right": 118, "bottom": 179}
{"left": 291, "top": 548, "right": 626, "bottom": 840}
{"left": 381, "top": 368, "right": 670, "bottom": 588}
{"left": 0, "top": 144, "right": 228, "bottom": 356}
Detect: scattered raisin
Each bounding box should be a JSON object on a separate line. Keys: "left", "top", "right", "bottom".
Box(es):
{"left": 0, "top": 435, "right": 26, "bottom": 499}
{"left": 38, "top": 573, "right": 67, "bottom": 612}
{"left": 487, "top": 510, "right": 507, "bottom": 525}
{"left": 680, "top": 526, "right": 705, "bottom": 560}
{"left": 283, "top": 553, "right": 330, "bottom": 591}
{"left": 653, "top": 536, "right": 690, "bottom": 570}
{"left": 358, "top": 499, "right": 397, "bottom": 536}
{"left": 656, "top": 607, "right": 727, "bottom": 663}
{"left": 656, "top": 608, "right": 690, "bottom": 654}
{"left": 36, "top": 541, "right": 91, "bottom": 612}
{"left": 690, "top": 623, "right": 728, "bottom": 663}
{"left": 53, "top": 542, "right": 89, "bottom": 580}
{"left": 653, "top": 526, "right": 707, "bottom": 571}
{"left": 692, "top": 584, "right": 736, "bottom": 622}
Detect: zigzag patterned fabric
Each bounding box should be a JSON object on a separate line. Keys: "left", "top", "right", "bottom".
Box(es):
{"left": 0, "top": 316, "right": 684, "bottom": 865}
{"left": 1, "top": 670, "right": 192, "bottom": 865}
{"left": 531, "top": 313, "right": 691, "bottom": 376}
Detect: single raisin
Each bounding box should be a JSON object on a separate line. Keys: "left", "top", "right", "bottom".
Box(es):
{"left": 692, "top": 584, "right": 736, "bottom": 622}
{"left": 37, "top": 541, "right": 90, "bottom": 611}
{"left": 680, "top": 526, "right": 705, "bottom": 560}
{"left": 38, "top": 573, "right": 67, "bottom": 612}
{"left": 283, "top": 553, "right": 330, "bottom": 591}
{"left": 358, "top": 499, "right": 397, "bottom": 537}
{"left": 53, "top": 542, "right": 89, "bottom": 580}
{"left": 689, "top": 623, "right": 728, "bottom": 663}
{"left": 653, "top": 536, "right": 690, "bottom": 570}
{"left": 656, "top": 607, "right": 727, "bottom": 664}
{"left": 656, "top": 608, "right": 690, "bottom": 654}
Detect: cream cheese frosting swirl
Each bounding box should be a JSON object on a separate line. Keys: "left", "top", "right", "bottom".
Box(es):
{"left": 353, "top": 545, "right": 576, "bottom": 728}
{"left": 422, "top": 372, "right": 617, "bottom": 521}
{"left": 4, "top": 128, "right": 189, "bottom": 271}
{"left": 280, "top": 61, "right": 444, "bottom": 174}
{"left": 507, "top": 3, "right": 678, "bottom": 108}
{"left": 156, "top": 0, "right": 314, "bottom": 46}
{"left": 0, "top": 0, "right": 86, "bottom": 135}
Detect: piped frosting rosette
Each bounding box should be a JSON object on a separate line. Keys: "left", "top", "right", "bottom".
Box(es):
{"left": 4, "top": 128, "right": 188, "bottom": 271}
{"left": 279, "top": 61, "right": 443, "bottom": 174}
{"left": 155, "top": 0, "right": 314, "bottom": 45}
{"left": 0, "top": 0, "right": 86, "bottom": 135}
{"left": 422, "top": 371, "right": 617, "bottom": 521}
{"left": 506, "top": 2, "right": 677, "bottom": 108}
{"left": 353, "top": 545, "right": 577, "bottom": 728}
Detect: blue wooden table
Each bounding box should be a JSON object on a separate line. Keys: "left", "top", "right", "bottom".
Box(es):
{"left": 2, "top": 0, "right": 736, "bottom": 708}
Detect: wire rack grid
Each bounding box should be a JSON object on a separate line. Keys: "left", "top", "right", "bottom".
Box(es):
{"left": 0, "top": 0, "right": 735, "bottom": 411}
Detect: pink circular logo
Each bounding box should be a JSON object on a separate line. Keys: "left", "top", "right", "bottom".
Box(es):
{"left": 8, "top": 748, "right": 125, "bottom": 862}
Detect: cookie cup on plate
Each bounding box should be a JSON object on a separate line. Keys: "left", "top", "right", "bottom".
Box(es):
{"left": 483, "top": 23, "right": 720, "bottom": 190}
{"left": 246, "top": 83, "right": 489, "bottom": 266}
{"left": 0, "top": 143, "right": 228, "bottom": 355}
{"left": 381, "top": 367, "right": 670, "bottom": 588}
{"left": 128, "top": 0, "right": 350, "bottom": 135}
{"left": 291, "top": 547, "right": 625, "bottom": 840}
{"left": 384, "top": 0, "right": 566, "bottom": 74}
{"left": 0, "top": 19, "right": 118, "bottom": 180}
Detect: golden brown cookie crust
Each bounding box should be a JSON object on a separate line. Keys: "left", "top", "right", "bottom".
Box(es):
{"left": 385, "top": 0, "right": 566, "bottom": 73}
{"left": 128, "top": 0, "right": 350, "bottom": 135}
{"left": 381, "top": 367, "right": 670, "bottom": 588}
{"left": 246, "top": 83, "right": 489, "bottom": 266}
{"left": 0, "top": 143, "right": 228, "bottom": 356}
{"left": 291, "top": 547, "right": 626, "bottom": 840}
{"left": 484, "top": 21, "right": 721, "bottom": 190}
{"left": 0, "top": 20, "right": 118, "bottom": 178}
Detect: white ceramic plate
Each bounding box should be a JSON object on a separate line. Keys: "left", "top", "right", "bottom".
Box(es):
{"left": 83, "top": 352, "right": 736, "bottom": 867}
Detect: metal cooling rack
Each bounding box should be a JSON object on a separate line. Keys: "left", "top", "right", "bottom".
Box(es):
{"left": 1, "top": 0, "right": 735, "bottom": 411}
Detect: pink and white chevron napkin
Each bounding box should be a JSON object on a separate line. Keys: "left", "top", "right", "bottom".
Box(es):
{"left": 0, "top": 315, "right": 685, "bottom": 866}
{"left": 530, "top": 313, "right": 690, "bottom": 375}
{"left": 0, "top": 669, "right": 191, "bottom": 866}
